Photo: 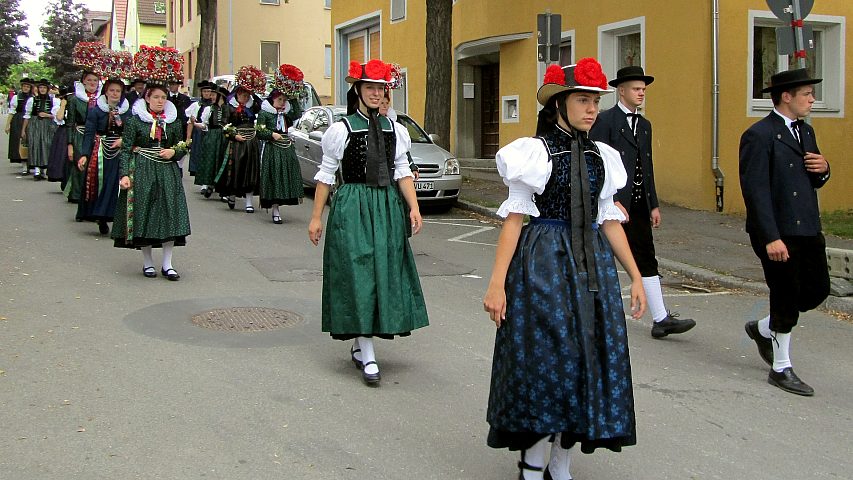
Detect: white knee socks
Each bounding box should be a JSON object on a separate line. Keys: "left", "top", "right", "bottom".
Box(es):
{"left": 357, "top": 337, "right": 378, "bottom": 375}
{"left": 548, "top": 433, "right": 574, "bottom": 480}
{"left": 351, "top": 339, "right": 362, "bottom": 363}
{"left": 161, "top": 241, "right": 174, "bottom": 271}
{"left": 141, "top": 246, "right": 154, "bottom": 269}
{"left": 272, "top": 204, "right": 280, "bottom": 217}
{"left": 245, "top": 193, "right": 253, "bottom": 208}
{"left": 758, "top": 315, "right": 793, "bottom": 372}
{"left": 771, "top": 331, "right": 792, "bottom": 372}
{"left": 642, "top": 276, "right": 668, "bottom": 322}
{"left": 521, "top": 435, "right": 550, "bottom": 480}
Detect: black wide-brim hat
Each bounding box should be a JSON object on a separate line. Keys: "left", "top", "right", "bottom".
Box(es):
{"left": 196, "top": 80, "right": 214, "bottom": 90}
{"left": 537, "top": 59, "right": 613, "bottom": 106}
{"left": 761, "top": 68, "right": 822, "bottom": 93}
{"left": 37, "top": 78, "right": 52, "bottom": 87}
{"left": 20, "top": 77, "right": 35, "bottom": 85}
{"left": 608, "top": 65, "right": 654, "bottom": 87}
{"left": 212, "top": 86, "right": 230, "bottom": 100}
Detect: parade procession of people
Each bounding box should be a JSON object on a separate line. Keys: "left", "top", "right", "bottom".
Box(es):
{"left": 3, "top": 32, "right": 840, "bottom": 478}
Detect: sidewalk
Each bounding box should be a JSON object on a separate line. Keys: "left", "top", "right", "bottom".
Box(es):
{"left": 455, "top": 159, "right": 853, "bottom": 315}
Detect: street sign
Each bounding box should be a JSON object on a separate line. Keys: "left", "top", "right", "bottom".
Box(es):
{"left": 776, "top": 24, "right": 814, "bottom": 56}
{"left": 537, "top": 13, "right": 562, "bottom": 63}
{"left": 766, "top": 0, "right": 813, "bottom": 20}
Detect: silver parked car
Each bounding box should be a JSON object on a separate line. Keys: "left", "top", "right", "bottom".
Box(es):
{"left": 290, "top": 106, "right": 462, "bottom": 206}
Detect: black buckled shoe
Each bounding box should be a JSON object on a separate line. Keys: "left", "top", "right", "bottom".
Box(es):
{"left": 744, "top": 321, "right": 774, "bottom": 367}
{"left": 518, "top": 460, "right": 544, "bottom": 480}
{"left": 768, "top": 367, "right": 814, "bottom": 396}
{"left": 142, "top": 266, "right": 157, "bottom": 278}
{"left": 350, "top": 345, "right": 363, "bottom": 370}
{"left": 651, "top": 313, "right": 696, "bottom": 338}
{"left": 161, "top": 268, "right": 181, "bottom": 281}
{"left": 361, "top": 361, "right": 380, "bottom": 386}
{"left": 98, "top": 220, "right": 109, "bottom": 235}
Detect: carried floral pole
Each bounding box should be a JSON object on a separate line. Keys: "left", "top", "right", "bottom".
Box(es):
{"left": 274, "top": 64, "right": 305, "bottom": 98}
{"left": 235, "top": 65, "right": 267, "bottom": 94}
{"left": 73, "top": 42, "right": 107, "bottom": 69}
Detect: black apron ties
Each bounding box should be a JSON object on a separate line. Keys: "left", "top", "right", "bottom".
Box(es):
{"left": 365, "top": 109, "right": 390, "bottom": 187}
{"left": 569, "top": 131, "right": 599, "bottom": 292}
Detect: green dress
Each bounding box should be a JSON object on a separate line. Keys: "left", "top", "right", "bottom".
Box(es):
{"left": 318, "top": 112, "right": 429, "bottom": 340}
{"left": 193, "top": 103, "right": 226, "bottom": 187}
{"left": 256, "top": 99, "right": 304, "bottom": 208}
{"left": 110, "top": 111, "right": 191, "bottom": 249}
{"left": 65, "top": 93, "right": 94, "bottom": 203}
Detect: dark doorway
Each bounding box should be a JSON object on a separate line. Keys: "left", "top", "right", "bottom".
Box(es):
{"left": 480, "top": 64, "right": 500, "bottom": 158}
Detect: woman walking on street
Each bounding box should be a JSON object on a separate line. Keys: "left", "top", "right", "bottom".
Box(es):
{"left": 256, "top": 64, "right": 304, "bottom": 224}
{"left": 111, "top": 82, "right": 191, "bottom": 281}
{"left": 308, "top": 59, "right": 428, "bottom": 386}
{"left": 21, "top": 79, "right": 59, "bottom": 180}
{"left": 65, "top": 71, "right": 102, "bottom": 203}
{"left": 77, "top": 78, "right": 131, "bottom": 233}
{"left": 46, "top": 85, "right": 72, "bottom": 183}
{"left": 215, "top": 65, "right": 264, "bottom": 212}
{"left": 194, "top": 86, "right": 229, "bottom": 198}
{"left": 6, "top": 78, "right": 34, "bottom": 171}
{"left": 483, "top": 59, "right": 646, "bottom": 480}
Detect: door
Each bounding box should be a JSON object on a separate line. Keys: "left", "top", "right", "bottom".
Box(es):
{"left": 480, "top": 64, "right": 500, "bottom": 158}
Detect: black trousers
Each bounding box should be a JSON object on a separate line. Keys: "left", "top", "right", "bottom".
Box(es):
{"left": 750, "top": 234, "right": 830, "bottom": 333}
{"left": 623, "top": 197, "right": 659, "bottom": 277}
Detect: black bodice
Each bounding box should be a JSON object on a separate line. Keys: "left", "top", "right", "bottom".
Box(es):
{"left": 207, "top": 105, "right": 224, "bottom": 129}
{"left": 32, "top": 96, "right": 52, "bottom": 115}
{"left": 15, "top": 93, "right": 30, "bottom": 114}
{"left": 339, "top": 129, "right": 397, "bottom": 185}
{"left": 534, "top": 127, "right": 605, "bottom": 222}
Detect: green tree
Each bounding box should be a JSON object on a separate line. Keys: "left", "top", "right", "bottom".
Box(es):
{"left": 0, "top": 0, "right": 31, "bottom": 80}
{"left": 40, "top": 0, "right": 95, "bottom": 87}
{"left": 3, "top": 61, "right": 55, "bottom": 91}
{"left": 193, "top": 0, "right": 218, "bottom": 96}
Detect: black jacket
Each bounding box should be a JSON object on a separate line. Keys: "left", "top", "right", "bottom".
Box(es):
{"left": 589, "top": 105, "right": 659, "bottom": 211}
{"left": 739, "top": 112, "right": 830, "bottom": 245}
{"left": 168, "top": 92, "right": 192, "bottom": 127}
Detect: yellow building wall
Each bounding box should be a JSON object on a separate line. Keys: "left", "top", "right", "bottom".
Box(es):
{"left": 335, "top": 0, "right": 851, "bottom": 212}
{"left": 138, "top": 24, "right": 166, "bottom": 49}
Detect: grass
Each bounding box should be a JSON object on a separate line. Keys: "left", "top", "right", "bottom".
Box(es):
{"left": 822, "top": 209, "right": 853, "bottom": 239}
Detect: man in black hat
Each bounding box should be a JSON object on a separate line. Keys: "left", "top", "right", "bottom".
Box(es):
{"left": 590, "top": 66, "right": 696, "bottom": 339}
{"left": 740, "top": 68, "right": 830, "bottom": 397}
{"left": 125, "top": 78, "right": 146, "bottom": 106}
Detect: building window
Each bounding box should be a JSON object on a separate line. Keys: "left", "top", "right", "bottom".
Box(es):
{"left": 559, "top": 31, "right": 574, "bottom": 67}
{"left": 324, "top": 44, "right": 332, "bottom": 78}
{"left": 168, "top": 0, "right": 174, "bottom": 32}
{"left": 179, "top": 0, "right": 183, "bottom": 27}
{"left": 501, "top": 95, "right": 519, "bottom": 123}
{"left": 748, "top": 11, "right": 844, "bottom": 116}
{"left": 154, "top": 1, "right": 165, "bottom": 14}
{"left": 260, "top": 0, "right": 280, "bottom": 4}
{"left": 186, "top": 0, "right": 191, "bottom": 20}
{"left": 337, "top": 19, "right": 381, "bottom": 103}
{"left": 260, "top": 41, "right": 280, "bottom": 74}
{"left": 598, "top": 17, "right": 644, "bottom": 109}
{"left": 324, "top": 0, "right": 331, "bottom": 8}
{"left": 391, "top": 0, "right": 406, "bottom": 22}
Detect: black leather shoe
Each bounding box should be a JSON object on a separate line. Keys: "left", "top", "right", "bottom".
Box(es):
{"left": 203, "top": 188, "right": 212, "bottom": 198}
{"left": 651, "top": 313, "right": 696, "bottom": 338}
{"left": 518, "top": 459, "right": 544, "bottom": 480}
{"left": 142, "top": 267, "right": 157, "bottom": 278}
{"left": 227, "top": 198, "right": 235, "bottom": 210}
{"left": 745, "top": 321, "right": 773, "bottom": 366}
{"left": 98, "top": 220, "right": 109, "bottom": 235}
{"left": 350, "top": 345, "right": 363, "bottom": 370}
{"left": 362, "top": 361, "right": 380, "bottom": 386}
{"left": 768, "top": 367, "right": 814, "bottom": 396}
{"left": 161, "top": 268, "right": 181, "bottom": 281}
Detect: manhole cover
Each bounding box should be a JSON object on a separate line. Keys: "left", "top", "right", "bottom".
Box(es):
{"left": 191, "top": 307, "right": 304, "bottom": 332}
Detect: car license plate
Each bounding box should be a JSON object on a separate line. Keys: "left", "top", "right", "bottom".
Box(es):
{"left": 415, "top": 181, "right": 434, "bottom": 191}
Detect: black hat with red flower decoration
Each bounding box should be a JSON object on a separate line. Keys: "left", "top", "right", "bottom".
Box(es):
{"left": 345, "top": 59, "right": 393, "bottom": 84}
{"left": 537, "top": 58, "right": 612, "bottom": 106}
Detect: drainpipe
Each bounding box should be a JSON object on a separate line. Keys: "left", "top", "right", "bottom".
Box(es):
{"left": 711, "top": 0, "right": 724, "bottom": 212}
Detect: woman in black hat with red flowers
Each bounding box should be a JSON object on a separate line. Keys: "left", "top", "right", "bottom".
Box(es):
{"left": 740, "top": 68, "right": 830, "bottom": 397}
{"left": 483, "top": 58, "right": 646, "bottom": 480}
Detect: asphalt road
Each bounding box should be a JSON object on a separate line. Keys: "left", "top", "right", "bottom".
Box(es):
{"left": 1, "top": 133, "right": 852, "bottom": 479}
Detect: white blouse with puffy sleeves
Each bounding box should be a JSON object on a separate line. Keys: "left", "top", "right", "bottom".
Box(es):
{"left": 495, "top": 137, "right": 627, "bottom": 224}
{"left": 314, "top": 119, "right": 414, "bottom": 186}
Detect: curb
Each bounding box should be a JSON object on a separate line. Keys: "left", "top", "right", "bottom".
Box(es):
{"left": 454, "top": 199, "right": 853, "bottom": 316}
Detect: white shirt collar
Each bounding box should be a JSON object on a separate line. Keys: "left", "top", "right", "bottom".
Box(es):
{"left": 132, "top": 98, "right": 178, "bottom": 123}
{"left": 229, "top": 95, "right": 254, "bottom": 109}
{"left": 74, "top": 80, "right": 102, "bottom": 102}
{"left": 772, "top": 108, "right": 799, "bottom": 128}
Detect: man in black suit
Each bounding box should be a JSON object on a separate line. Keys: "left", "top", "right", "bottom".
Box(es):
{"left": 124, "top": 78, "right": 146, "bottom": 106}
{"left": 590, "top": 66, "right": 695, "bottom": 339}
{"left": 740, "top": 68, "right": 830, "bottom": 396}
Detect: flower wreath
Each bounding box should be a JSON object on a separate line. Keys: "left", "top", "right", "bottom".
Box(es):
{"left": 132, "top": 45, "right": 184, "bottom": 83}
{"left": 236, "top": 65, "right": 267, "bottom": 94}
{"left": 274, "top": 64, "right": 305, "bottom": 98}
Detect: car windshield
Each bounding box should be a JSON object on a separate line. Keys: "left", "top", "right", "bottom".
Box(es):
{"left": 396, "top": 115, "right": 431, "bottom": 143}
